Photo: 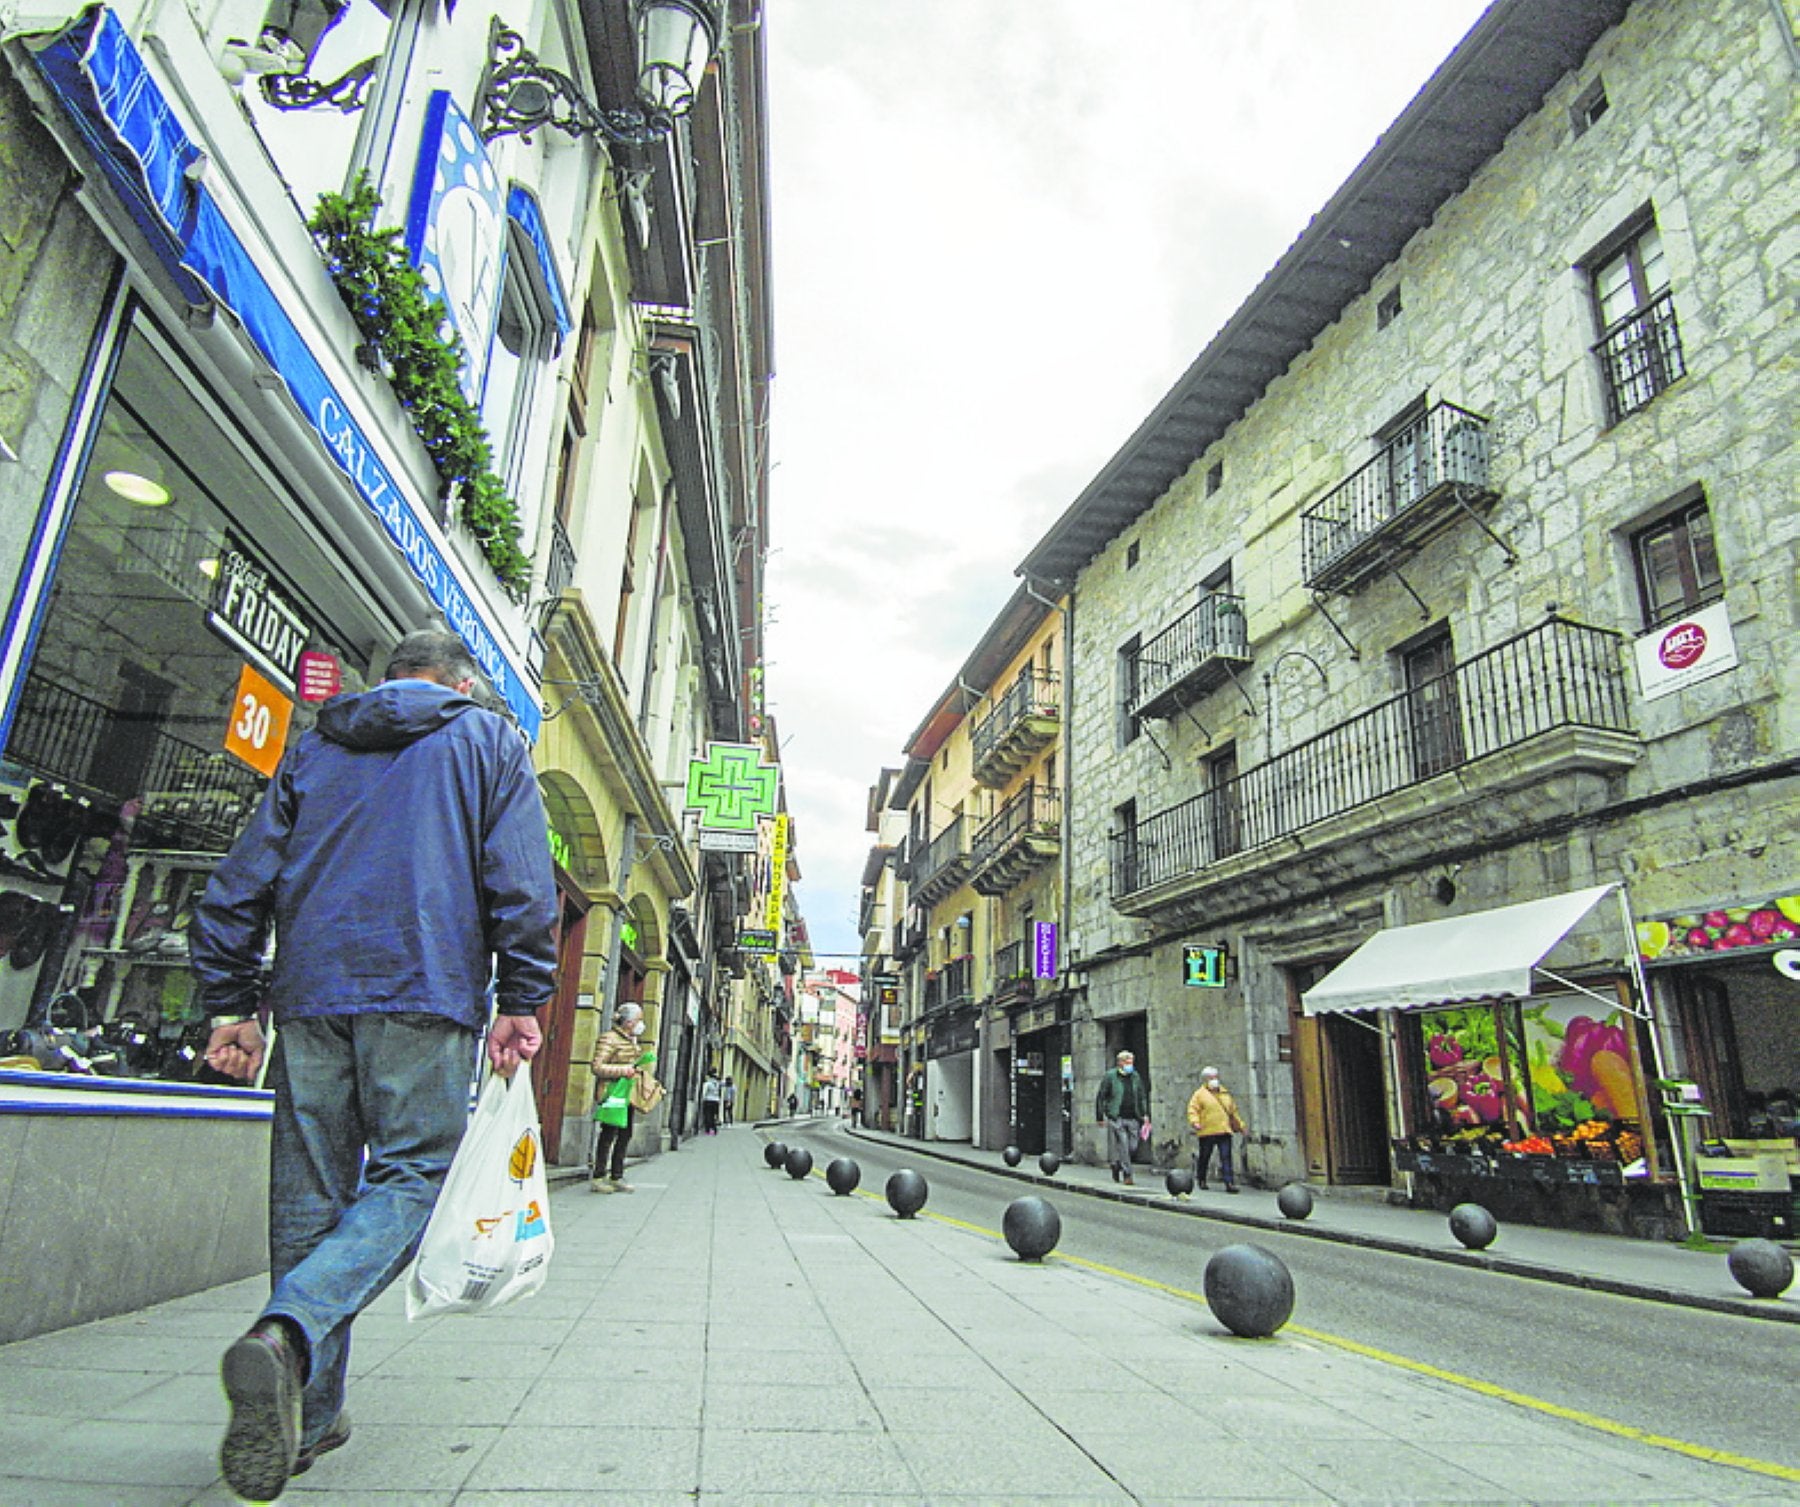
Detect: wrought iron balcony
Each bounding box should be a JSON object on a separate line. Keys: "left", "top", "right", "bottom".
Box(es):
{"left": 943, "top": 953, "right": 975, "bottom": 1009}
{"left": 971, "top": 667, "right": 1060, "bottom": 788}
{"left": 992, "top": 939, "right": 1034, "bottom": 1007}
{"left": 893, "top": 910, "right": 927, "bottom": 960}
{"left": 1129, "top": 592, "right": 1250, "bottom": 722}
{"left": 1301, "top": 402, "right": 1495, "bottom": 594}
{"left": 1595, "top": 289, "right": 1685, "bottom": 426}
{"left": 969, "top": 783, "right": 1062, "bottom": 897}
{"left": 1111, "top": 616, "right": 1638, "bottom": 909}
{"left": 544, "top": 517, "right": 578, "bottom": 600}
{"left": 911, "top": 814, "right": 971, "bottom": 906}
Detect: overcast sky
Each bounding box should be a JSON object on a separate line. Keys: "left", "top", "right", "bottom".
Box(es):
{"left": 761, "top": 1, "right": 1490, "bottom": 964}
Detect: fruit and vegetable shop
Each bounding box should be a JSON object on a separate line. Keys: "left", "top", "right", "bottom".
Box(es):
{"left": 1302, "top": 885, "right": 1701, "bottom": 1239}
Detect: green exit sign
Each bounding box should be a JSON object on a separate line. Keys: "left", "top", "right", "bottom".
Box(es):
{"left": 1183, "top": 944, "right": 1229, "bottom": 989}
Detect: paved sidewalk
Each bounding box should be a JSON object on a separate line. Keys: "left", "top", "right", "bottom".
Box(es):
{"left": 843, "top": 1125, "right": 1800, "bottom": 1324}
{"left": 0, "top": 1125, "right": 1794, "bottom": 1505}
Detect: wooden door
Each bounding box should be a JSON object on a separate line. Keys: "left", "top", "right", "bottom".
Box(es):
{"left": 531, "top": 872, "right": 590, "bottom": 1163}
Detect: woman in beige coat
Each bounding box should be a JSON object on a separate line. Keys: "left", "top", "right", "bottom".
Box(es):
{"left": 590, "top": 1002, "right": 649, "bottom": 1192}
{"left": 1185, "top": 1065, "right": 1247, "bottom": 1192}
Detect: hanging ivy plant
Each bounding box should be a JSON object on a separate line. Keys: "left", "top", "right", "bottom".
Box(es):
{"left": 308, "top": 177, "right": 532, "bottom": 599}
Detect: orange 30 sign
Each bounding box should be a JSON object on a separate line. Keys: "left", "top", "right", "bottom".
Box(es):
{"left": 225, "top": 663, "right": 294, "bottom": 778}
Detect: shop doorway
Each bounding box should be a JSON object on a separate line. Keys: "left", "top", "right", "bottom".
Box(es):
{"left": 1101, "top": 1015, "right": 1150, "bottom": 1166}
{"left": 927, "top": 1052, "right": 973, "bottom": 1140}
{"left": 1012, "top": 1043, "right": 1045, "bottom": 1154}
{"left": 1288, "top": 963, "right": 1390, "bottom": 1184}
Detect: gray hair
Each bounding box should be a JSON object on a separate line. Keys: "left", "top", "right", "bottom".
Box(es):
{"left": 384, "top": 628, "right": 479, "bottom": 686}
{"left": 1201, "top": 1065, "right": 1220, "bottom": 1081}
{"left": 614, "top": 1002, "right": 644, "bottom": 1026}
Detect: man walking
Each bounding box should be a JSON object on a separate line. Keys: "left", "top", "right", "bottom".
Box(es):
{"left": 700, "top": 1070, "right": 722, "bottom": 1133}
{"left": 191, "top": 629, "right": 557, "bottom": 1502}
{"left": 1095, "top": 1049, "right": 1150, "bottom": 1185}
{"left": 721, "top": 1074, "right": 737, "bottom": 1126}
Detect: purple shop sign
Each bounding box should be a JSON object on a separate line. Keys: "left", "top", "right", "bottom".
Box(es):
{"left": 1034, "top": 922, "right": 1058, "bottom": 980}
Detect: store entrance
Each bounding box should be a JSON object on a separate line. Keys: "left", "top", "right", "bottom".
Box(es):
{"left": 533, "top": 871, "right": 589, "bottom": 1163}
{"left": 1288, "top": 963, "right": 1389, "bottom": 1184}
{"left": 1012, "top": 1041, "right": 1046, "bottom": 1155}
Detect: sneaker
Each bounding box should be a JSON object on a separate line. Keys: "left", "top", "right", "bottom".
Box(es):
{"left": 1225, "top": 1184, "right": 1240, "bottom": 1194}
{"left": 590, "top": 1178, "right": 614, "bottom": 1193}
{"left": 220, "top": 1318, "right": 304, "bottom": 1503}
{"left": 611, "top": 1178, "right": 635, "bottom": 1193}
{"left": 292, "top": 1412, "right": 351, "bottom": 1476}
{"left": 1121, "top": 1174, "right": 1135, "bottom": 1186}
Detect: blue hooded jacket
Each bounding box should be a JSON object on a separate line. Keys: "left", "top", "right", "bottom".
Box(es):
{"left": 190, "top": 680, "right": 557, "bottom": 1031}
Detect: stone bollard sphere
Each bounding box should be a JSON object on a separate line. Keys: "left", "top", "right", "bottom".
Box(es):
{"left": 1165, "top": 1167, "right": 1195, "bottom": 1198}
{"left": 825, "top": 1157, "right": 861, "bottom": 1195}
{"left": 1203, "top": 1243, "right": 1296, "bottom": 1337}
{"left": 1003, "top": 1196, "right": 1062, "bottom": 1261}
{"left": 1038, "top": 1152, "right": 1061, "bottom": 1177}
{"left": 1276, "top": 1183, "right": 1314, "bottom": 1221}
{"left": 784, "top": 1146, "right": 814, "bottom": 1180}
{"left": 1002, "top": 1145, "right": 1024, "bottom": 1167}
{"left": 1727, "top": 1238, "right": 1795, "bottom": 1299}
{"left": 885, "top": 1168, "right": 929, "bottom": 1218}
{"left": 1449, "top": 1202, "right": 1498, "bottom": 1250}
{"left": 764, "top": 1141, "right": 788, "bottom": 1169}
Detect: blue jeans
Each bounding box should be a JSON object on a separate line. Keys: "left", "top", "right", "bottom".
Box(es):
{"left": 263, "top": 1013, "right": 477, "bottom": 1449}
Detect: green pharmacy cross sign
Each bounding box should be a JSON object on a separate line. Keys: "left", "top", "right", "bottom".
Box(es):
{"left": 684, "top": 741, "right": 779, "bottom": 833}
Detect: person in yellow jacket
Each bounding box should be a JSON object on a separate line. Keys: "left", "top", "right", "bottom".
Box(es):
{"left": 1185, "top": 1065, "right": 1247, "bottom": 1192}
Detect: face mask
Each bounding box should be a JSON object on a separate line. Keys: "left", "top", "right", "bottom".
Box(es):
{"left": 1120, "top": 1064, "right": 1134, "bottom": 1074}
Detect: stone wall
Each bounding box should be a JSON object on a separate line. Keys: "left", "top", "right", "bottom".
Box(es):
{"left": 1061, "top": 0, "right": 1800, "bottom": 1178}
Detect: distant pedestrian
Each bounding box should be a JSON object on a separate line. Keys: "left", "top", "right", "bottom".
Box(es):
{"left": 1186, "top": 1066, "right": 1247, "bottom": 1192}
{"left": 787, "top": 1090, "right": 799, "bottom": 1118}
{"left": 591, "top": 1003, "right": 653, "bottom": 1191}
{"left": 1095, "top": 1049, "right": 1149, "bottom": 1185}
{"left": 721, "top": 1075, "right": 737, "bottom": 1126}
{"left": 700, "top": 1072, "right": 722, "bottom": 1133}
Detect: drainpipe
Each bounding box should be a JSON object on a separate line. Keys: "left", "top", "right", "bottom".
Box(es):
{"left": 1768, "top": 0, "right": 1800, "bottom": 75}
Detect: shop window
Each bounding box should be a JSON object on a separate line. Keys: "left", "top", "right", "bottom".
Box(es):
{"left": 0, "top": 320, "right": 374, "bottom": 1080}
{"left": 1631, "top": 494, "right": 1722, "bottom": 629}
{"left": 1588, "top": 214, "right": 1684, "bottom": 424}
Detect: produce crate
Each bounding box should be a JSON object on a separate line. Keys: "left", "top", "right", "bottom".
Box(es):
{"left": 1699, "top": 1189, "right": 1793, "bottom": 1239}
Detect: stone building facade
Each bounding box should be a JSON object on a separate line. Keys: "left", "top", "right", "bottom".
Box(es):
{"left": 1021, "top": 0, "right": 1796, "bottom": 1233}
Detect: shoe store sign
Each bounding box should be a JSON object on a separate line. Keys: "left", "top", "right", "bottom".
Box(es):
{"left": 206, "top": 543, "right": 312, "bottom": 694}
{"left": 1632, "top": 601, "right": 1738, "bottom": 701}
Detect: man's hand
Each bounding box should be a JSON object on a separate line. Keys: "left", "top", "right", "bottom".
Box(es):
{"left": 487, "top": 1013, "right": 542, "bottom": 1078}
{"left": 204, "top": 1020, "right": 267, "bottom": 1082}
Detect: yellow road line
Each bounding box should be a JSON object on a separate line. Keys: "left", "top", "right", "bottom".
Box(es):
{"left": 820, "top": 1176, "right": 1800, "bottom": 1486}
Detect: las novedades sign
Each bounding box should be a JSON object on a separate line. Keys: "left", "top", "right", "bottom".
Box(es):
{"left": 1633, "top": 601, "right": 1737, "bottom": 701}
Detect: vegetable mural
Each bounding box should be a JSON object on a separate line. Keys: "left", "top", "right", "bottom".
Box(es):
{"left": 1522, "top": 998, "right": 1639, "bottom": 1129}
{"left": 1419, "top": 1006, "right": 1525, "bottom": 1130}
{"left": 1637, "top": 894, "right": 1800, "bottom": 961}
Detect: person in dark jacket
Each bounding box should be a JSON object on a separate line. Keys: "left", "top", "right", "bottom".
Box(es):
{"left": 191, "top": 629, "right": 556, "bottom": 1503}
{"left": 1095, "top": 1050, "right": 1150, "bottom": 1185}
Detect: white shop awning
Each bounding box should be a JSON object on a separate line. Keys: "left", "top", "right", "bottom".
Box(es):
{"left": 1301, "top": 884, "right": 1619, "bottom": 1016}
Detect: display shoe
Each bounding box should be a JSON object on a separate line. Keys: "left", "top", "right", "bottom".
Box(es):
{"left": 292, "top": 1412, "right": 352, "bottom": 1476}
{"left": 9, "top": 900, "right": 56, "bottom": 971}
{"left": 220, "top": 1318, "right": 304, "bottom": 1503}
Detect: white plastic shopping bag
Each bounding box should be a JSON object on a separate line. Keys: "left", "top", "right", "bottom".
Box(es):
{"left": 406, "top": 1069, "right": 554, "bottom": 1319}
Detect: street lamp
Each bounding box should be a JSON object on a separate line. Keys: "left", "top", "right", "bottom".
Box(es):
{"left": 477, "top": 0, "right": 722, "bottom": 145}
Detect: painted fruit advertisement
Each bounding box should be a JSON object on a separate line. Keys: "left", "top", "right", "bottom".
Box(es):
{"left": 1521, "top": 996, "right": 1641, "bottom": 1130}
{"left": 1420, "top": 1005, "right": 1526, "bottom": 1130}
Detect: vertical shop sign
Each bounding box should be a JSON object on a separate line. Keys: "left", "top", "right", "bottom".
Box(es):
{"left": 1033, "top": 921, "right": 1058, "bottom": 979}
{"left": 764, "top": 812, "right": 789, "bottom": 933}
{"left": 225, "top": 663, "right": 294, "bottom": 777}
{"left": 405, "top": 92, "right": 505, "bottom": 404}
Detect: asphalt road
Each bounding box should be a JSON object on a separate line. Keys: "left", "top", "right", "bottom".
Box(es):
{"left": 780, "top": 1121, "right": 1800, "bottom": 1478}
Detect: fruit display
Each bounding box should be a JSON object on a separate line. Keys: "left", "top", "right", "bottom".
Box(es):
{"left": 1501, "top": 1135, "right": 1553, "bottom": 1155}
{"left": 1636, "top": 895, "right": 1800, "bottom": 961}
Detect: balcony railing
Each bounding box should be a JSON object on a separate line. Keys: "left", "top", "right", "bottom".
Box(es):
{"left": 912, "top": 814, "right": 971, "bottom": 904}
{"left": 544, "top": 517, "right": 578, "bottom": 600}
{"left": 971, "top": 666, "right": 1060, "bottom": 787}
{"left": 943, "top": 953, "right": 975, "bottom": 1008}
{"left": 1301, "top": 402, "right": 1494, "bottom": 592}
{"left": 1595, "top": 289, "right": 1685, "bottom": 426}
{"left": 970, "top": 783, "right": 1061, "bottom": 896}
{"left": 992, "top": 939, "right": 1034, "bottom": 1007}
{"left": 1111, "top": 616, "right": 1631, "bottom": 898}
{"left": 1130, "top": 592, "right": 1250, "bottom": 721}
